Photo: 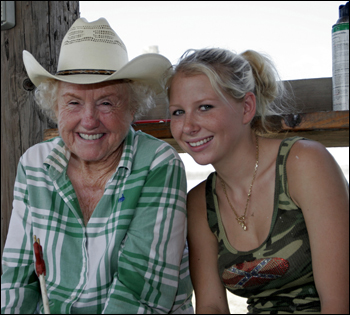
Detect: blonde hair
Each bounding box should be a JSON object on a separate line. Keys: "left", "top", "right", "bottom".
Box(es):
{"left": 166, "top": 48, "right": 294, "bottom": 133}
{"left": 34, "top": 79, "right": 156, "bottom": 123}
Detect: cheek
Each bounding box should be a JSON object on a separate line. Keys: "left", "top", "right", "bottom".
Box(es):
{"left": 103, "top": 111, "right": 133, "bottom": 133}
{"left": 170, "top": 119, "right": 183, "bottom": 139}
{"left": 57, "top": 108, "right": 79, "bottom": 132}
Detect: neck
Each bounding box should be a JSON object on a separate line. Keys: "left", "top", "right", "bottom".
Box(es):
{"left": 215, "top": 132, "right": 258, "bottom": 189}
{"left": 68, "top": 144, "right": 123, "bottom": 188}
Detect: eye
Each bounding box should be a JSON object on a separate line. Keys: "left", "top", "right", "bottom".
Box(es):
{"left": 68, "top": 101, "right": 80, "bottom": 105}
{"left": 100, "top": 101, "right": 112, "bottom": 106}
{"left": 172, "top": 109, "right": 185, "bottom": 116}
{"left": 199, "top": 104, "right": 213, "bottom": 111}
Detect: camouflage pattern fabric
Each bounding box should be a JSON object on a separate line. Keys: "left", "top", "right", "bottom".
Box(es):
{"left": 206, "top": 137, "right": 321, "bottom": 314}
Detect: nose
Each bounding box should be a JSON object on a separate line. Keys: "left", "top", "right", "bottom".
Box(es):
{"left": 80, "top": 104, "right": 100, "bottom": 130}
{"left": 183, "top": 113, "right": 200, "bottom": 136}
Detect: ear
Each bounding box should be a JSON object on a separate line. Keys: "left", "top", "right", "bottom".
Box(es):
{"left": 53, "top": 104, "right": 59, "bottom": 121}
{"left": 242, "top": 92, "right": 256, "bottom": 125}
{"left": 129, "top": 108, "right": 137, "bottom": 124}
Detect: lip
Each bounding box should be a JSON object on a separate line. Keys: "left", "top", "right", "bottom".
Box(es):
{"left": 185, "top": 136, "right": 213, "bottom": 151}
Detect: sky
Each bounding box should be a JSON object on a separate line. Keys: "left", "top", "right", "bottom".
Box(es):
{"left": 80, "top": 1, "right": 346, "bottom": 80}
{"left": 79, "top": 1, "right": 349, "bottom": 186}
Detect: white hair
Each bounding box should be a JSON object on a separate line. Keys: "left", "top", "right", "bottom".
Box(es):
{"left": 34, "top": 79, "right": 156, "bottom": 123}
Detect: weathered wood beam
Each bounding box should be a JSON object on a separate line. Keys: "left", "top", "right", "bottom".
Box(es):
{"left": 1, "top": 0, "right": 79, "bottom": 274}
{"left": 44, "top": 110, "right": 349, "bottom": 149}
{"left": 284, "top": 77, "right": 332, "bottom": 113}
{"left": 133, "top": 78, "right": 334, "bottom": 123}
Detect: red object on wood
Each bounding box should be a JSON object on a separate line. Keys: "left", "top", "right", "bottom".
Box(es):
{"left": 34, "top": 239, "right": 46, "bottom": 276}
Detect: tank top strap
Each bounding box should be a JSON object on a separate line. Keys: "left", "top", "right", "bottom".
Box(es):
{"left": 276, "top": 136, "right": 307, "bottom": 207}
{"left": 206, "top": 172, "right": 220, "bottom": 237}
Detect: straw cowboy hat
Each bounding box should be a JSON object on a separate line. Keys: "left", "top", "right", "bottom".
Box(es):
{"left": 23, "top": 17, "right": 171, "bottom": 93}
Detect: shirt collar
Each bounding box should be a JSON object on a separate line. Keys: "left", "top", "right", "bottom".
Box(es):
{"left": 117, "top": 126, "right": 136, "bottom": 176}
{"left": 44, "top": 138, "right": 71, "bottom": 180}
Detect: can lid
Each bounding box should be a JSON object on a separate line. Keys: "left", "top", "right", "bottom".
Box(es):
{"left": 339, "top": 2, "right": 349, "bottom": 18}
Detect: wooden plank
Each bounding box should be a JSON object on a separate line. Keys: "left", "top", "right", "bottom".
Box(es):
{"left": 136, "top": 77, "right": 333, "bottom": 122}
{"left": 43, "top": 111, "right": 349, "bottom": 148}
{"left": 280, "top": 111, "right": 349, "bottom": 130}
{"left": 132, "top": 121, "right": 173, "bottom": 138}
{"left": 262, "top": 130, "right": 349, "bottom": 148}
{"left": 1, "top": 1, "right": 79, "bottom": 273}
{"left": 284, "top": 78, "right": 332, "bottom": 113}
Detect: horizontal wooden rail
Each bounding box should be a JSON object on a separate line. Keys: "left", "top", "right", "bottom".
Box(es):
{"left": 44, "top": 111, "right": 349, "bottom": 150}
{"left": 43, "top": 78, "right": 349, "bottom": 149}
{"left": 280, "top": 111, "right": 349, "bottom": 130}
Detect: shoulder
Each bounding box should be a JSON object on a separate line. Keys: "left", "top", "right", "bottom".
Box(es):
{"left": 286, "top": 139, "right": 347, "bottom": 206}
{"left": 20, "top": 137, "right": 61, "bottom": 168}
{"left": 134, "top": 130, "right": 183, "bottom": 167}
{"left": 286, "top": 138, "right": 335, "bottom": 171}
{"left": 187, "top": 180, "right": 208, "bottom": 219}
{"left": 188, "top": 180, "right": 207, "bottom": 202}
{"left": 188, "top": 172, "right": 217, "bottom": 205}
{"left": 134, "top": 130, "right": 179, "bottom": 156}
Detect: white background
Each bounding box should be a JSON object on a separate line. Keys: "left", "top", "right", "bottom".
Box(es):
{"left": 80, "top": 1, "right": 346, "bottom": 80}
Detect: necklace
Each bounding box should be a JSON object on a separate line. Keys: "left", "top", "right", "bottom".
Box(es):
{"left": 219, "top": 134, "right": 259, "bottom": 231}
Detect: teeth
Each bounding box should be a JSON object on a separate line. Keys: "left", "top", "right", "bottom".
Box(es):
{"left": 79, "top": 133, "right": 104, "bottom": 140}
{"left": 189, "top": 137, "right": 213, "bottom": 147}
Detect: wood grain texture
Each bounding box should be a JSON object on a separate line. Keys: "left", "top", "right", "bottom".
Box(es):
{"left": 1, "top": 1, "right": 79, "bottom": 271}
{"left": 44, "top": 111, "right": 349, "bottom": 148}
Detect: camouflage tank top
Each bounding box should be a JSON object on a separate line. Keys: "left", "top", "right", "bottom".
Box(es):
{"left": 206, "top": 137, "right": 321, "bottom": 314}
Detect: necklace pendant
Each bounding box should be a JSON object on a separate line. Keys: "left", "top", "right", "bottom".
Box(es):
{"left": 237, "top": 216, "right": 247, "bottom": 231}
{"left": 219, "top": 135, "right": 258, "bottom": 234}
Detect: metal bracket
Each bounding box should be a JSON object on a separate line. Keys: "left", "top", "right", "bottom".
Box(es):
{"left": 1, "top": 1, "right": 15, "bottom": 30}
{"left": 283, "top": 114, "right": 302, "bottom": 128}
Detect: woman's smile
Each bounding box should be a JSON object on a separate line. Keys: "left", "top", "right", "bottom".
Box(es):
{"left": 187, "top": 136, "right": 214, "bottom": 148}
{"left": 78, "top": 133, "right": 105, "bottom": 141}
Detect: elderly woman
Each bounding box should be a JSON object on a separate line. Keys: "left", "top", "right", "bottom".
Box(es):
{"left": 1, "top": 18, "right": 193, "bottom": 314}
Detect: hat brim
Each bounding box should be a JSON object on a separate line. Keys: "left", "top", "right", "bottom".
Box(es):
{"left": 23, "top": 50, "right": 171, "bottom": 93}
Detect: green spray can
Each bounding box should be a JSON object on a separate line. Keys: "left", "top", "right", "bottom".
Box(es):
{"left": 332, "top": 2, "right": 349, "bottom": 110}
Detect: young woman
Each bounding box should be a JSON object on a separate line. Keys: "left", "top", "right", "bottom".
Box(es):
{"left": 167, "top": 48, "right": 349, "bottom": 314}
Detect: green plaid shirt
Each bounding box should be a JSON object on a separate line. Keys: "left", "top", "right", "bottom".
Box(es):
{"left": 1, "top": 127, "right": 193, "bottom": 314}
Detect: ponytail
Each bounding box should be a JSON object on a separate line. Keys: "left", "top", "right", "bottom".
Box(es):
{"left": 240, "top": 50, "right": 291, "bottom": 132}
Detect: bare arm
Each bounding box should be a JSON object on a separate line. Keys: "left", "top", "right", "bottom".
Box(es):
{"left": 287, "top": 140, "right": 349, "bottom": 314}
{"left": 187, "top": 181, "right": 230, "bottom": 314}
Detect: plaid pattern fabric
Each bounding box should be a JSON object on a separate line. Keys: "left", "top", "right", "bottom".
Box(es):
{"left": 1, "top": 127, "right": 193, "bottom": 314}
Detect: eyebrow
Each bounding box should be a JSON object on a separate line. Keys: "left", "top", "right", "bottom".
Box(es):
{"left": 169, "top": 98, "right": 218, "bottom": 107}
{"left": 61, "top": 93, "right": 121, "bottom": 101}
{"left": 61, "top": 92, "right": 81, "bottom": 98}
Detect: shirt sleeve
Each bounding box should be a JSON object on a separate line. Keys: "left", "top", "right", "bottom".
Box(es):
{"left": 1, "top": 159, "right": 41, "bottom": 313}
{"left": 103, "top": 150, "right": 192, "bottom": 313}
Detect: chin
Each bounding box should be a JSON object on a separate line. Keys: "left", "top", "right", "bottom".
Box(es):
{"left": 189, "top": 155, "right": 214, "bottom": 166}
{"left": 75, "top": 150, "right": 104, "bottom": 162}
{"left": 195, "top": 160, "right": 213, "bottom": 166}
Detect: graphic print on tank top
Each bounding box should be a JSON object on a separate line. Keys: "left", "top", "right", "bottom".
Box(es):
{"left": 222, "top": 257, "right": 289, "bottom": 289}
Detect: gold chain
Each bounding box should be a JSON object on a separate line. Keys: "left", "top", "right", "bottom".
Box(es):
{"left": 219, "top": 134, "right": 259, "bottom": 231}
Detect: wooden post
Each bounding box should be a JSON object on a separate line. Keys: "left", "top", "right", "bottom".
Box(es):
{"left": 1, "top": 1, "right": 79, "bottom": 272}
